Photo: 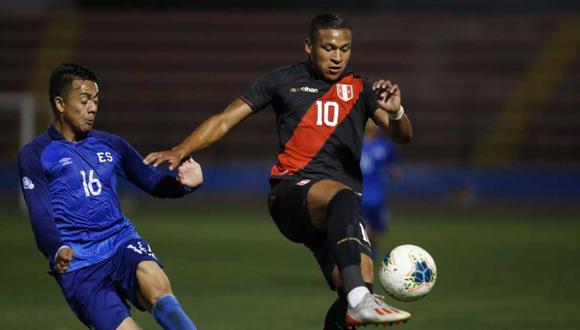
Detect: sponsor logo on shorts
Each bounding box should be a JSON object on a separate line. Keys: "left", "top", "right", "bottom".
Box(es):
{"left": 296, "top": 179, "right": 311, "bottom": 186}
{"left": 127, "top": 241, "right": 157, "bottom": 259}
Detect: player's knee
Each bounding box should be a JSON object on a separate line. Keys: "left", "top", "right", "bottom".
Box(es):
{"left": 136, "top": 261, "right": 173, "bottom": 305}
{"left": 327, "top": 189, "right": 358, "bottom": 228}
{"left": 326, "top": 189, "right": 370, "bottom": 270}
{"left": 149, "top": 274, "right": 172, "bottom": 303}
{"left": 152, "top": 274, "right": 172, "bottom": 297}
{"left": 329, "top": 188, "right": 356, "bottom": 205}
{"left": 308, "top": 180, "right": 351, "bottom": 227}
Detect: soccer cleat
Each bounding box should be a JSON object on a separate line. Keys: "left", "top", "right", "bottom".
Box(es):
{"left": 345, "top": 293, "right": 411, "bottom": 328}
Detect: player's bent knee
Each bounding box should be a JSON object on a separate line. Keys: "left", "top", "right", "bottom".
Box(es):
{"left": 308, "top": 180, "right": 351, "bottom": 227}
{"left": 136, "top": 261, "right": 173, "bottom": 307}
{"left": 308, "top": 180, "right": 351, "bottom": 206}
{"left": 327, "top": 189, "right": 358, "bottom": 227}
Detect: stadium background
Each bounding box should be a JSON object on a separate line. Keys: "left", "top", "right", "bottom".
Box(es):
{"left": 1, "top": 1, "right": 579, "bottom": 329}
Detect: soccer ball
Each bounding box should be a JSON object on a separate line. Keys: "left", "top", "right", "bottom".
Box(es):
{"left": 378, "top": 244, "right": 437, "bottom": 302}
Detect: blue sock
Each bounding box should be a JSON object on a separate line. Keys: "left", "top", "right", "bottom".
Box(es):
{"left": 152, "top": 294, "right": 197, "bottom": 330}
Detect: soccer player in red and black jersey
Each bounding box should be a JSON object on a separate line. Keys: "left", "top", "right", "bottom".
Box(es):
{"left": 145, "top": 13, "right": 413, "bottom": 329}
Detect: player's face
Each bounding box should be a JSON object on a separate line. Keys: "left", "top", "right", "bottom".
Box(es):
{"left": 57, "top": 79, "right": 99, "bottom": 135}
{"left": 306, "top": 28, "right": 352, "bottom": 82}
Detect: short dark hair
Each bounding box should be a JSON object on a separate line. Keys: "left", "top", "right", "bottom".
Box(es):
{"left": 308, "top": 13, "right": 351, "bottom": 42}
{"left": 49, "top": 63, "right": 98, "bottom": 113}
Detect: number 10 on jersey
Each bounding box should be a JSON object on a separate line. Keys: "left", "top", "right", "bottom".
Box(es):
{"left": 316, "top": 101, "right": 340, "bottom": 127}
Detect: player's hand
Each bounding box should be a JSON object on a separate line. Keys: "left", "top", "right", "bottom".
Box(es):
{"left": 53, "top": 247, "right": 74, "bottom": 274}
{"left": 177, "top": 157, "right": 203, "bottom": 189}
{"left": 373, "top": 79, "right": 401, "bottom": 114}
{"left": 143, "top": 147, "right": 185, "bottom": 171}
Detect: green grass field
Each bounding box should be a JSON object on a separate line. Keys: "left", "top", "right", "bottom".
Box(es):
{"left": 1, "top": 201, "right": 579, "bottom": 329}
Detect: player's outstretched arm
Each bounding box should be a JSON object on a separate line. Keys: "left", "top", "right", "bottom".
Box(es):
{"left": 177, "top": 157, "right": 203, "bottom": 190}
{"left": 144, "top": 99, "right": 254, "bottom": 170}
{"left": 372, "top": 79, "right": 413, "bottom": 144}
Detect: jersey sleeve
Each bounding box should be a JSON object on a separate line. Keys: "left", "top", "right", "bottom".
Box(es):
{"left": 111, "top": 135, "right": 192, "bottom": 198}
{"left": 17, "top": 146, "right": 64, "bottom": 263}
{"left": 361, "top": 78, "right": 379, "bottom": 119}
{"left": 241, "top": 67, "right": 284, "bottom": 113}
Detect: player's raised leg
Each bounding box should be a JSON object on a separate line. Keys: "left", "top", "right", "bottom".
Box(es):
{"left": 307, "top": 179, "right": 410, "bottom": 328}
{"left": 136, "top": 261, "right": 197, "bottom": 330}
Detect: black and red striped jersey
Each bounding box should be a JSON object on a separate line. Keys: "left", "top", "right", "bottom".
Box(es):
{"left": 241, "top": 62, "right": 378, "bottom": 193}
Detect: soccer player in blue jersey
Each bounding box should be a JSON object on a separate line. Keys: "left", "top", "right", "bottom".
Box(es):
{"left": 18, "top": 63, "right": 201, "bottom": 330}
{"left": 360, "top": 121, "right": 402, "bottom": 259}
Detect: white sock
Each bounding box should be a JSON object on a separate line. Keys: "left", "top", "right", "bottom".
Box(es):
{"left": 347, "top": 286, "right": 370, "bottom": 308}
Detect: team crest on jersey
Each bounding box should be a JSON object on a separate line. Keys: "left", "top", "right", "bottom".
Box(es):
{"left": 336, "top": 84, "right": 353, "bottom": 102}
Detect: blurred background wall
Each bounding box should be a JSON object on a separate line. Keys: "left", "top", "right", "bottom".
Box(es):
{"left": 1, "top": 0, "right": 579, "bottom": 208}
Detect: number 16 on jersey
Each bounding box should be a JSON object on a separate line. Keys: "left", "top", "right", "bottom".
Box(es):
{"left": 80, "top": 170, "right": 102, "bottom": 197}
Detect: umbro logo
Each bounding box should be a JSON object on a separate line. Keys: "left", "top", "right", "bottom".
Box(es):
{"left": 22, "top": 176, "right": 35, "bottom": 190}
{"left": 289, "top": 86, "right": 319, "bottom": 93}
{"left": 59, "top": 157, "right": 73, "bottom": 167}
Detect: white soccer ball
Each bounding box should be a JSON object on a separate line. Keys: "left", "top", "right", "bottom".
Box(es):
{"left": 378, "top": 244, "right": 437, "bottom": 302}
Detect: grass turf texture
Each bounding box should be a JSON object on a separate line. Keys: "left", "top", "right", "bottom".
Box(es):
{"left": 1, "top": 204, "right": 579, "bottom": 329}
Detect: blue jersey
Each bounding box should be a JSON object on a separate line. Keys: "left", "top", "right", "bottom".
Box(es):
{"left": 360, "top": 136, "right": 400, "bottom": 206}
{"left": 18, "top": 127, "right": 190, "bottom": 272}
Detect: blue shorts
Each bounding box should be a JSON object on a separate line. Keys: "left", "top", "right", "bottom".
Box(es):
{"left": 361, "top": 203, "right": 390, "bottom": 233}
{"left": 55, "top": 238, "right": 163, "bottom": 330}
